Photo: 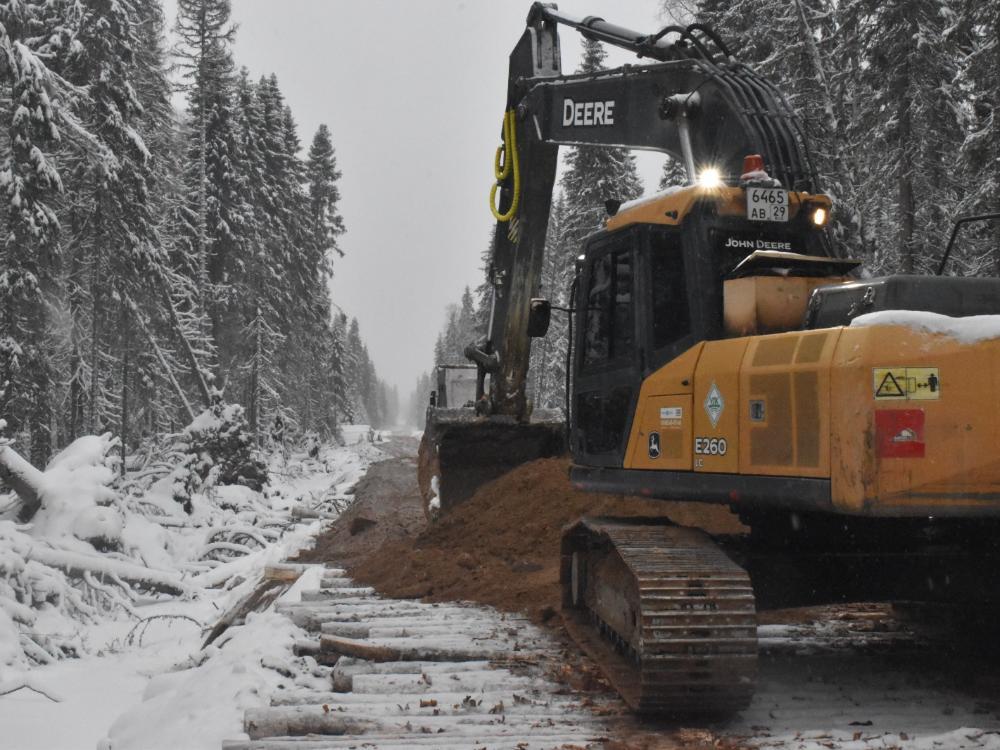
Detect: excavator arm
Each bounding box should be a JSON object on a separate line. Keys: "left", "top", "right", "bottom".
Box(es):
{"left": 480, "top": 2, "right": 821, "bottom": 419}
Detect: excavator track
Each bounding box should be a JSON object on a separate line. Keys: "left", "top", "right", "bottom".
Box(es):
{"left": 560, "top": 518, "right": 757, "bottom": 715}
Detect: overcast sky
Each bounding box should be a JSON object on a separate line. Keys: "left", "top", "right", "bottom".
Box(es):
{"left": 162, "top": 0, "right": 672, "bottom": 399}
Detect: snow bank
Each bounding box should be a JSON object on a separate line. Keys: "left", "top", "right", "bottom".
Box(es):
{"left": 851, "top": 310, "right": 1000, "bottom": 343}
{"left": 0, "top": 421, "right": 383, "bottom": 670}
{"left": 99, "top": 612, "right": 301, "bottom": 750}
{"left": 30, "top": 434, "right": 120, "bottom": 540}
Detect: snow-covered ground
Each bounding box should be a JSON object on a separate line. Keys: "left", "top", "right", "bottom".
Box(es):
{"left": 0, "top": 429, "right": 385, "bottom": 750}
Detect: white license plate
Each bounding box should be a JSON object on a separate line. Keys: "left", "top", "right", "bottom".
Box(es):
{"left": 747, "top": 187, "right": 788, "bottom": 222}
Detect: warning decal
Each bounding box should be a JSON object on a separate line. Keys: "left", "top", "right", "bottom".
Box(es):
{"left": 875, "top": 369, "right": 906, "bottom": 399}
{"left": 659, "top": 406, "right": 683, "bottom": 428}
{"left": 873, "top": 367, "right": 940, "bottom": 401}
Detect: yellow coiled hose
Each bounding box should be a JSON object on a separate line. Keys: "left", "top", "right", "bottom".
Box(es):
{"left": 489, "top": 109, "right": 520, "bottom": 222}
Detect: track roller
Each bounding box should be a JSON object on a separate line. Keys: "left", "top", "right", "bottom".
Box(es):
{"left": 560, "top": 517, "right": 758, "bottom": 715}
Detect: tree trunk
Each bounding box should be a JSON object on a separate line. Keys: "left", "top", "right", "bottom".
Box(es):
{"left": 28, "top": 349, "right": 52, "bottom": 468}
{"left": 128, "top": 296, "right": 196, "bottom": 422}
{"left": 155, "top": 272, "right": 213, "bottom": 409}
{"left": 993, "top": 15, "right": 1000, "bottom": 276}
{"left": 120, "top": 302, "right": 129, "bottom": 477}
{"left": 89, "top": 276, "right": 102, "bottom": 433}
{"left": 897, "top": 96, "right": 915, "bottom": 273}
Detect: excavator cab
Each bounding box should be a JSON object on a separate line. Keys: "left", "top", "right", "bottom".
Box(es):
{"left": 569, "top": 180, "right": 849, "bottom": 469}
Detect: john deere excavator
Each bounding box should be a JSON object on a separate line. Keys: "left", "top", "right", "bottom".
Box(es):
{"left": 421, "top": 3, "right": 1000, "bottom": 716}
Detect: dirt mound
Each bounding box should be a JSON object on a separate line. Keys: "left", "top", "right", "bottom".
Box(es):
{"left": 350, "top": 457, "right": 746, "bottom": 622}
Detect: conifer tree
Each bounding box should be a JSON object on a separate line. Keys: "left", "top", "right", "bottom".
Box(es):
{"left": 62, "top": 0, "right": 161, "bottom": 452}
{"left": 560, "top": 39, "right": 643, "bottom": 248}
{"left": 659, "top": 157, "right": 689, "bottom": 190}
{"left": 956, "top": 2, "right": 1000, "bottom": 274}
{"left": 173, "top": 0, "right": 248, "bottom": 366}
{"left": 529, "top": 194, "right": 571, "bottom": 411}
{"left": 307, "top": 124, "right": 346, "bottom": 262}
{"left": 0, "top": 3, "right": 73, "bottom": 463}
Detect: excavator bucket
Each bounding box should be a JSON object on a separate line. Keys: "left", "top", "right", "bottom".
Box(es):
{"left": 417, "top": 407, "right": 565, "bottom": 518}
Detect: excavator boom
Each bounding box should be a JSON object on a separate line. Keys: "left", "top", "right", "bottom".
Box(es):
{"left": 482, "top": 3, "right": 823, "bottom": 420}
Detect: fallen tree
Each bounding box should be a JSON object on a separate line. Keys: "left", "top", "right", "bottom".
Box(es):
{"left": 0, "top": 441, "right": 45, "bottom": 522}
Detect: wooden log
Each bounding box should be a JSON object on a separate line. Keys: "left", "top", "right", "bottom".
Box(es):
{"left": 0, "top": 443, "right": 45, "bottom": 522}
{"left": 330, "top": 657, "right": 493, "bottom": 692}
{"left": 242, "top": 708, "right": 595, "bottom": 740}
{"left": 319, "top": 623, "right": 369, "bottom": 639}
{"left": 291, "top": 639, "right": 321, "bottom": 658}
{"left": 321, "top": 613, "right": 521, "bottom": 627}
{"left": 257, "top": 699, "right": 587, "bottom": 721}
{"left": 318, "top": 577, "right": 356, "bottom": 589}
{"left": 321, "top": 622, "right": 531, "bottom": 640}
{"left": 276, "top": 603, "right": 491, "bottom": 631}
{"left": 300, "top": 587, "right": 375, "bottom": 601}
{"left": 270, "top": 690, "right": 579, "bottom": 711}
{"left": 290, "top": 506, "right": 339, "bottom": 520}
{"left": 224, "top": 732, "right": 599, "bottom": 750}
{"left": 320, "top": 634, "right": 542, "bottom": 666}
{"left": 203, "top": 575, "right": 297, "bottom": 648}
{"left": 275, "top": 600, "right": 472, "bottom": 614}
{"left": 24, "top": 546, "right": 186, "bottom": 596}
{"left": 350, "top": 671, "right": 540, "bottom": 696}
{"left": 264, "top": 563, "right": 315, "bottom": 582}
{"left": 243, "top": 707, "right": 379, "bottom": 739}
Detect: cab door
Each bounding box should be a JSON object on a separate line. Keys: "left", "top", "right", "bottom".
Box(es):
{"left": 571, "top": 230, "right": 642, "bottom": 468}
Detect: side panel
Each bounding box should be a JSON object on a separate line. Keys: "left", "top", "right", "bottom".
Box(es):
{"left": 831, "top": 326, "right": 1000, "bottom": 515}
{"left": 739, "top": 330, "right": 839, "bottom": 478}
{"left": 693, "top": 339, "right": 748, "bottom": 473}
{"left": 627, "top": 395, "right": 693, "bottom": 470}
{"left": 623, "top": 343, "right": 703, "bottom": 470}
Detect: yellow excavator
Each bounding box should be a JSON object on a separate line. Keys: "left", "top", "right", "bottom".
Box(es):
{"left": 421, "top": 3, "right": 1000, "bottom": 715}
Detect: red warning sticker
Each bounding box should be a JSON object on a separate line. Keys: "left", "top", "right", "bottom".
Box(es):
{"left": 875, "top": 409, "right": 925, "bottom": 458}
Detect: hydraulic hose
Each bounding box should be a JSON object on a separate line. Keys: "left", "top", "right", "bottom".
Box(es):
{"left": 489, "top": 109, "right": 520, "bottom": 222}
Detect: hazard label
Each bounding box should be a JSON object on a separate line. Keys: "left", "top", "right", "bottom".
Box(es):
{"left": 873, "top": 367, "right": 940, "bottom": 401}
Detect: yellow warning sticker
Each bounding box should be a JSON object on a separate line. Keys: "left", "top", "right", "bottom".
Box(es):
{"left": 903, "top": 367, "right": 941, "bottom": 400}
{"left": 873, "top": 367, "right": 940, "bottom": 400}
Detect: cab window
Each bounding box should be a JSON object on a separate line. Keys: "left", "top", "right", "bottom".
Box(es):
{"left": 650, "top": 233, "right": 690, "bottom": 352}
{"left": 583, "top": 249, "right": 634, "bottom": 368}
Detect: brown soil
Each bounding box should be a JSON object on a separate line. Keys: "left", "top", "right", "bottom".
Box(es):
{"left": 303, "top": 438, "right": 746, "bottom": 624}
{"left": 295, "top": 436, "right": 425, "bottom": 569}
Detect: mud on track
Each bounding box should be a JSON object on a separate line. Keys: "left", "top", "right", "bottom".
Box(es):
{"left": 297, "top": 436, "right": 1000, "bottom": 749}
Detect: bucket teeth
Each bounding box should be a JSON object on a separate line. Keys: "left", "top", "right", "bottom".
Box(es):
{"left": 561, "top": 518, "right": 758, "bottom": 715}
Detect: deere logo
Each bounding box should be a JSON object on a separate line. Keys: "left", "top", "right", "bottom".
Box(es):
{"left": 562, "top": 98, "right": 616, "bottom": 127}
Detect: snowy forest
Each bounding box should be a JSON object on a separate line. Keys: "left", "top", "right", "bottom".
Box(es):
{"left": 420, "top": 0, "right": 1000, "bottom": 416}
{"left": 0, "top": 0, "right": 402, "bottom": 692}
{"left": 0, "top": 0, "right": 393, "bottom": 476}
